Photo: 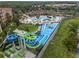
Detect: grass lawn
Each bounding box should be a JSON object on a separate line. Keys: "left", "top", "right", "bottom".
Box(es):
{"left": 17, "top": 24, "right": 38, "bottom": 32}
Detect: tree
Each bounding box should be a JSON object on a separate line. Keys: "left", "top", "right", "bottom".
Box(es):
{"left": 5, "top": 22, "right": 17, "bottom": 34}
{"left": 12, "top": 10, "right": 23, "bottom": 26}
{"left": 6, "top": 13, "right": 12, "bottom": 22}
{"left": 0, "top": 52, "right": 4, "bottom": 58}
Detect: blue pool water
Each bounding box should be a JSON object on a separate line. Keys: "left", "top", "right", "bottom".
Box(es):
{"left": 25, "top": 23, "right": 60, "bottom": 48}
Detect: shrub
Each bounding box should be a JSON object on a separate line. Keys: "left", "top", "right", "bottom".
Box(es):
{"left": 0, "top": 52, "right": 4, "bottom": 58}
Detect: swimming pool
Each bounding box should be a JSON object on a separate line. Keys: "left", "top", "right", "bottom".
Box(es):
{"left": 25, "top": 16, "right": 61, "bottom": 48}
{"left": 5, "top": 16, "right": 62, "bottom": 49}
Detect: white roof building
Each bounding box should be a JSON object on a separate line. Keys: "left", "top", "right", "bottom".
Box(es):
{"left": 19, "top": 18, "right": 32, "bottom": 24}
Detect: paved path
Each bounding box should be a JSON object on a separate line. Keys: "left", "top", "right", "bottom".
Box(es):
{"left": 25, "top": 49, "right": 36, "bottom": 58}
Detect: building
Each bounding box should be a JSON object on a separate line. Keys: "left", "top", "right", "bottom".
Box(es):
{"left": 52, "top": 3, "right": 76, "bottom": 7}
{"left": 19, "top": 14, "right": 32, "bottom": 24}
{"left": 0, "top": 8, "right": 12, "bottom": 22}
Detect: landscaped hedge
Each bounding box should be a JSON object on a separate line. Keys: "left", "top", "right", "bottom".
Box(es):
{"left": 42, "top": 17, "right": 79, "bottom": 58}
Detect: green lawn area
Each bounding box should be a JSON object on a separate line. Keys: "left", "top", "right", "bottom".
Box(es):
{"left": 15, "top": 50, "right": 25, "bottom": 58}
{"left": 17, "top": 24, "right": 38, "bottom": 32}
{"left": 42, "top": 17, "right": 79, "bottom": 58}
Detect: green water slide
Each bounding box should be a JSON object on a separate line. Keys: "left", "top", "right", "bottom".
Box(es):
{"left": 22, "top": 33, "right": 37, "bottom": 40}
{"left": 25, "top": 35, "right": 48, "bottom": 48}
{"left": 25, "top": 43, "right": 41, "bottom": 48}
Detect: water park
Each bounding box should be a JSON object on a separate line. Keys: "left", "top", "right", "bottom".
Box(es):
{"left": 0, "top": 15, "right": 63, "bottom": 58}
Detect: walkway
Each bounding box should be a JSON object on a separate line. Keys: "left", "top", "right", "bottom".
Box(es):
{"left": 25, "top": 49, "right": 36, "bottom": 58}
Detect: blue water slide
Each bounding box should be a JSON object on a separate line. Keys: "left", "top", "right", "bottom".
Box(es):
{"left": 6, "top": 34, "right": 19, "bottom": 43}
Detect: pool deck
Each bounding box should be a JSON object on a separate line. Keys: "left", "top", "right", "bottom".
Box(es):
{"left": 25, "top": 49, "right": 36, "bottom": 58}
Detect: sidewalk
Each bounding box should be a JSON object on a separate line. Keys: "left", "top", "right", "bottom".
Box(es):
{"left": 25, "top": 50, "right": 36, "bottom": 58}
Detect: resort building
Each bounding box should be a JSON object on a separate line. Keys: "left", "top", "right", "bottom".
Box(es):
{"left": 0, "top": 8, "right": 12, "bottom": 22}
{"left": 19, "top": 14, "right": 32, "bottom": 24}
